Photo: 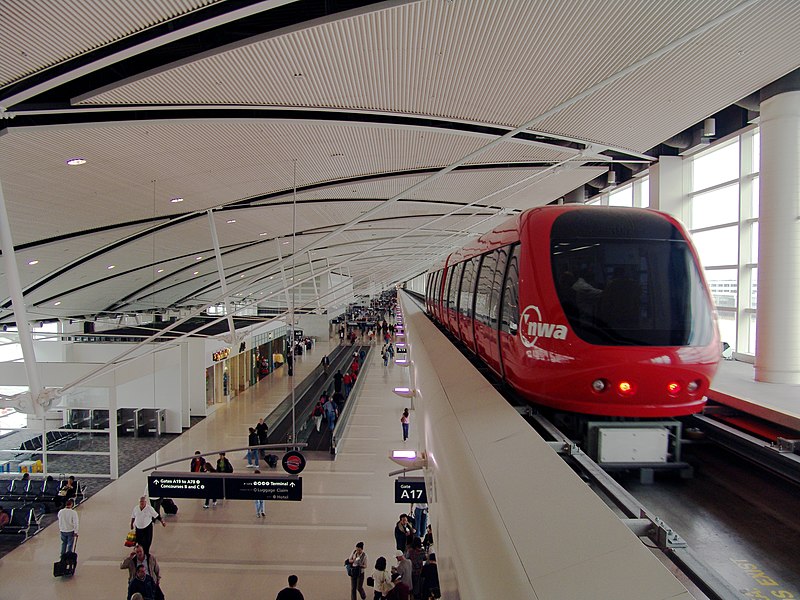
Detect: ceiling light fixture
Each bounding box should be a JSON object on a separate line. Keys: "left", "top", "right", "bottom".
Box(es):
{"left": 196, "top": 256, "right": 203, "bottom": 260}
{"left": 157, "top": 269, "right": 164, "bottom": 273}
{"left": 54, "top": 301, "right": 62, "bottom": 306}
{"left": 193, "top": 271, "right": 199, "bottom": 275}
{"left": 107, "top": 265, "right": 115, "bottom": 270}
{"left": 226, "top": 219, "right": 236, "bottom": 224}
{"left": 259, "top": 232, "right": 268, "bottom": 237}
{"left": 66, "top": 158, "right": 86, "bottom": 166}
{"left": 170, "top": 197, "right": 184, "bottom": 203}
{"left": 28, "top": 260, "right": 39, "bottom": 265}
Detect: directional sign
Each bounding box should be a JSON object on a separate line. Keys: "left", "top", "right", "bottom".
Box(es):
{"left": 224, "top": 475, "right": 302, "bottom": 501}
{"left": 148, "top": 473, "right": 224, "bottom": 499}
{"left": 395, "top": 477, "right": 427, "bottom": 503}
{"left": 282, "top": 451, "right": 306, "bottom": 475}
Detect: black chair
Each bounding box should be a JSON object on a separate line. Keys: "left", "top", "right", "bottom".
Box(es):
{"left": 0, "top": 507, "right": 33, "bottom": 539}
{"left": 8, "top": 479, "right": 30, "bottom": 498}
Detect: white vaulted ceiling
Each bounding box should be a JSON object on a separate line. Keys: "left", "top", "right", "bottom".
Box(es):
{"left": 1, "top": 0, "right": 799, "bottom": 325}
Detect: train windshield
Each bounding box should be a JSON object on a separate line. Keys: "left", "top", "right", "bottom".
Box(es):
{"left": 550, "top": 211, "right": 715, "bottom": 346}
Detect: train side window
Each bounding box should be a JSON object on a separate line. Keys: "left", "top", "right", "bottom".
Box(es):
{"left": 500, "top": 245, "right": 521, "bottom": 336}
{"left": 474, "top": 251, "right": 497, "bottom": 325}
{"left": 458, "top": 256, "right": 480, "bottom": 318}
{"left": 489, "top": 247, "right": 509, "bottom": 329}
{"left": 447, "top": 263, "right": 464, "bottom": 312}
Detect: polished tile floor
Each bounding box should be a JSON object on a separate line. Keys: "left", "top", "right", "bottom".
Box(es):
{"left": 0, "top": 337, "right": 415, "bottom": 600}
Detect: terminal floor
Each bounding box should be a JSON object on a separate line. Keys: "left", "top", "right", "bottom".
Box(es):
{"left": 0, "top": 337, "right": 414, "bottom": 600}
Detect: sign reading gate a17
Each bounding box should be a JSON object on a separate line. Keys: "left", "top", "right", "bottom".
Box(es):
{"left": 395, "top": 477, "right": 427, "bottom": 503}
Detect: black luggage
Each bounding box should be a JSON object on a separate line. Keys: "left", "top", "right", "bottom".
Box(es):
{"left": 162, "top": 498, "right": 178, "bottom": 515}
{"left": 54, "top": 550, "right": 77, "bottom": 577}
{"left": 266, "top": 454, "right": 279, "bottom": 468}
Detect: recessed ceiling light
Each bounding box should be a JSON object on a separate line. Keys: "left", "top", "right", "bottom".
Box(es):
{"left": 259, "top": 232, "right": 267, "bottom": 237}
{"left": 240, "top": 274, "right": 245, "bottom": 278}
{"left": 170, "top": 197, "right": 184, "bottom": 203}
{"left": 28, "top": 260, "right": 39, "bottom": 265}
{"left": 196, "top": 256, "right": 203, "bottom": 260}
{"left": 193, "top": 271, "right": 199, "bottom": 275}
{"left": 157, "top": 269, "right": 164, "bottom": 273}
{"left": 66, "top": 158, "right": 86, "bottom": 166}
{"left": 282, "top": 241, "right": 289, "bottom": 245}
{"left": 226, "top": 219, "right": 236, "bottom": 224}
{"left": 269, "top": 276, "right": 274, "bottom": 279}
{"left": 107, "top": 265, "right": 115, "bottom": 270}
{"left": 54, "top": 301, "right": 61, "bottom": 306}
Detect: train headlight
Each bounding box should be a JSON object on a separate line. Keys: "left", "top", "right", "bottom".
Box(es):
{"left": 687, "top": 380, "right": 700, "bottom": 393}
{"left": 667, "top": 382, "right": 681, "bottom": 395}
{"left": 618, "top": 381, "right": 636, "bottom": 395}
{"left": 591, "top": 379, "right": 608, "bottom": 393}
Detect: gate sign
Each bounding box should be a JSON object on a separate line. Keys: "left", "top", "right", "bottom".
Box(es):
{"left": 395, "top": 477, "right": 427, "bottom": 503}
{"left": 148, "top": 473, "right": 224, "bottom": 499}
{"left": 224, "top": 475, "right": 303, "bottom": 501}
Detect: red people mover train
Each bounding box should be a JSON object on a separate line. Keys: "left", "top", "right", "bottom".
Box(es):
{"left": 425, "top": 206, "right": 720, "bottom": 418}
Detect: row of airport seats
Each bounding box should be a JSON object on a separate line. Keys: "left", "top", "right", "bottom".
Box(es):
{"left": 0, "top": 477, "right": 85, "bottom": 542}
{"left": 18, "top": 429, "right": 78, "bottom": 455}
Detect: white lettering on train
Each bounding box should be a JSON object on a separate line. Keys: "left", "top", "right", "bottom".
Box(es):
{"left": 520, "top": 305, "right": 567, "bottom": 348}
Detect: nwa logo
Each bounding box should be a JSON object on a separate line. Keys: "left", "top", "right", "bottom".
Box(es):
{"left": 520, "top": 305, "right": 567, "bottom": 348}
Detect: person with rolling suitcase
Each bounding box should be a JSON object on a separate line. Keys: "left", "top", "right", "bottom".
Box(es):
{"left": 54, "top": 498, "right": 79, "bottom": 577}
{"left": 55, "top": 497, "right": 79, "bottom": 577}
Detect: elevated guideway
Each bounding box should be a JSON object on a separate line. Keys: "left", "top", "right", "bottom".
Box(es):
{"left": 398, "top": 291, "right": 696, "bottom": 600}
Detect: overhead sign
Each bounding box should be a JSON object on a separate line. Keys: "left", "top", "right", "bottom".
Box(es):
{"left": 148, "top": 473, "right": 224, "bottom": 499}
{"left": 282, "top": 451, "right": 306, "bottom": 475}
{"left": 224, "top": 475, "right": 303, "bottom": 501}
{"left": 395, "top": 477, "right": 427, "bottom": 503}
{"left": 396, "top": 346, "right": 407, "bottom": 354}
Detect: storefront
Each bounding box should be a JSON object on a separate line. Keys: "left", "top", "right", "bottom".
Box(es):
{"left": 205, "top": 326, "right": 289, "bottom": 408}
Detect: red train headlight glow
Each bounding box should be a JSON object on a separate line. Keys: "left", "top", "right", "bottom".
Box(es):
{"left": 667, "top": 382, "right": 681, "bottom": 395}
{"left": 618, "top": 381, "right": 636, "bottom": 395}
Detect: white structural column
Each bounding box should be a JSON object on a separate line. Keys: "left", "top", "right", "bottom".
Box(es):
{"left": 755, "top": 83, "right": 800, "bottom": 384}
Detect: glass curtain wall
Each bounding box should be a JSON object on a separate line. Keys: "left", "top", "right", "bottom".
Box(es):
{"left": 687, "top": 129, "right": 759, "bottom": 356}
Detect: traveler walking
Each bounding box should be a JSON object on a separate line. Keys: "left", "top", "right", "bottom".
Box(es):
{"left": 120, "top": 543, "right": 161, "bottom": 585}
{"left": 247, "top": 427, "right": 260, "bottom": 468}
{"left": 130, "top": 496, "right": 165, "bottom": 556}
{"left": 189, "top": 451, "right": 205, "bottom": 473}
{"left": 323, "top": 395, "right": 338, "bottom": 431}
{"left": 401, "top": 408, "right": 410, "bottom": 442}
{"left": 347, "top": 541, "right": 368, "bottom": 600}
{"left": 202, "top": 462, "right": 217, "bottom": 509}
{"left": 371, "top": 556, "right": 393, "bottom": 599}
{"left": 57, "top": 498, "right": 79, "bottom": 556}
{"left": 253, "top": 470, "right": 266, "bottom": 518}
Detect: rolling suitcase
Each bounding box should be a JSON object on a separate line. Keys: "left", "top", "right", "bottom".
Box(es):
{"left": 162, "top": 498, "right": 178, "bottom": 515}
{"left": 54, "top": 546, "right": 78, "bottom": 577}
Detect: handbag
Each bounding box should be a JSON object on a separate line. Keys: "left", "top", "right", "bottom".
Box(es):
{"left": 124, "top": 530, "right": 137, "bottom": 547}
{"left": 345, "top": 559, "right": 352, "bottom": 577}
{"left": 366, "top": 576, "right": 375, "bottom": 587}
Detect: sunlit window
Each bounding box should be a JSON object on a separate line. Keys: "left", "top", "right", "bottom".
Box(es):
{"left": 691, "top": 184, "right": 739, "bottom": 229}
{"left": 692, "top": 227, "right": 738, "bottom": 266}
{"left": 687, "top": 130, "right": 758, "bottom": 355}
{"left": 691, "top": 140, "right": 739, "bottom": 190}
{"left": 608, "top": 186, "right": 633, "bottom": 207}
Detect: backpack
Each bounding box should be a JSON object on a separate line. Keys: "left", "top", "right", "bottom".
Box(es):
{"left": 313, "top": 404, "right": 323, "bottom": 417}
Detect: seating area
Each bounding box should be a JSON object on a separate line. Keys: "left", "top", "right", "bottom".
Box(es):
{"left": 0, "top": 476, "right": 87, "bottom": 543}
{"left": 17, "top": 429, "right": 78, "bottom": 457}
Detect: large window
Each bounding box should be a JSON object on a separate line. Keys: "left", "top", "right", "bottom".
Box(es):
{"left": 687, "top": 131, "right": 759, "bottom": 356}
